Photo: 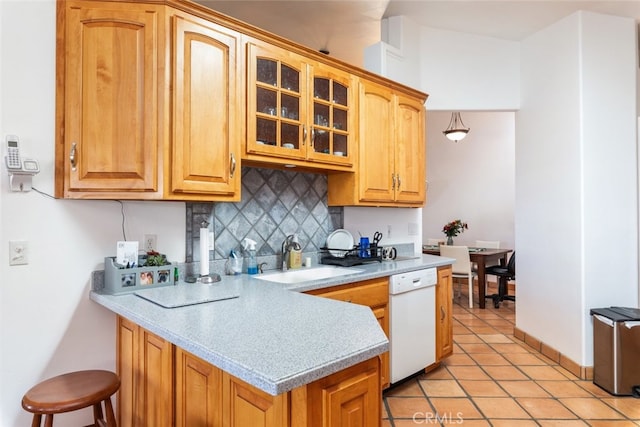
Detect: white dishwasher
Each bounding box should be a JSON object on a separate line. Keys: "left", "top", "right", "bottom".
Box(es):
{"left": 389, "top": 268, "right": 437, "bottom": 384}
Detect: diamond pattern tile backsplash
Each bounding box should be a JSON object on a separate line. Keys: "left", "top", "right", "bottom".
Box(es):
{"left": 186, "top": 167, "right": 344, "bottom": 263}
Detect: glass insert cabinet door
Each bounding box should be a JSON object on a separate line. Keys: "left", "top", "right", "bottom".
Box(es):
{"left": 309, "top": 65, "right": 354, "bottom": 163}
{"left": 247, "top": 43, "right": 307, "bottom": 159}
{"left": 247, "top": 43, "right": 354, "bottom": 166}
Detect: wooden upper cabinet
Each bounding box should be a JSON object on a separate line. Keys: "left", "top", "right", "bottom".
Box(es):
{"left": 306, "top": 62, "right": 357, "bottom": 167}
{"left": 57, "top": 1, "right": 161, "bottom": 198}
{"left": 328, "top": 78, "right": 426, "bottom": 207}
{"left": 246, "top": 42, "right": 309, "bottom": 161}
{"left": 394, "top": 94, "right": 426, "bottom": 204}
{"left": 168, "top": 13, "right": 240, "bottom": 200}
{"left": 244, "top": 41, "right": 355, "bottom": 170}
{"left": 57, "top": 0, "right": 241, "bottom": 201}
{"left": 57, "top": 0, "right": 427, "bottom": 202}
{"left": 358, "top": 81, "right": 395, "bottom": 202}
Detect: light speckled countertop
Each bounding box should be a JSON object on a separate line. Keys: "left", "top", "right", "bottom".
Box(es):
{"left": 90, "top": 254, "right": 452, "bottom": 395}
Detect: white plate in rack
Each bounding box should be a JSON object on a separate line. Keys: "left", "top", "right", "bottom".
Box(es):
{"left": 326, "top": 229, "right": 354, "bottom": 258}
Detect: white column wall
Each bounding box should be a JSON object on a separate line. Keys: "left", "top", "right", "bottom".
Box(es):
{"left": 517, "top": 11, "right": 638, "bottom": 364}
{"left": 517, "top": 13, "right": 584, "bottom": 363}
{"left": 0, "top": 2, "right": 186, "bottom": 425}
{"left": 579, "top": 12, "right": 638, "bottom": 363}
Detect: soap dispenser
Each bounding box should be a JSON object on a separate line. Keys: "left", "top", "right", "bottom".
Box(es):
{"left": 242, "top": 238, "right": 258, "bottom": 275}
{"left": 288, "top": 234, "right": 302, "bottom": 269}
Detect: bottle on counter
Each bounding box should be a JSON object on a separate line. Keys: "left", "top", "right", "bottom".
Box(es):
{"left": 288, "top": 234, "right": 302, "bottom": 269}
{"left": 225, "top": 249, "right": 242, "bottom": 275}
{"left": 242, "top": 238, "right": 258, "bottom": 275}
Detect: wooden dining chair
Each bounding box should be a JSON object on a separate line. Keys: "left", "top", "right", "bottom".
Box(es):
{"left": 474, "top": 240, "right": 501, "bottom": 293}
{"left": 439, "top": 245, "right": 477, "bottom": 308}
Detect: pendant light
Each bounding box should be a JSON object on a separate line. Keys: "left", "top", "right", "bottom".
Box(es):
{"left": 443, "top": 112, "right": 470, "bottom": 142}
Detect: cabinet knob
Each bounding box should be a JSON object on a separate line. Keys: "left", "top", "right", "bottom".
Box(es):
{"left": 440, "top": 306, "right": 445, "bottom": 321}
{"left": 397, "top": 175, "right": 401, "bottom": 190}
{"left": 302, "top": 125, "right": 307, "bottom": 146}
{"left": 229, "top": 153, "right": 236, "bottom": 178}
{"left": 391, "top": 173, "right": 396, "bottom": 190}
{"left": 70, "top": 142, "right": 77, "bottom": 172}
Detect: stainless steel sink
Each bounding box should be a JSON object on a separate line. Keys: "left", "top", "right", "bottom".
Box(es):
{"left": 254, "top": 266, "right": 364, "bottom": 284}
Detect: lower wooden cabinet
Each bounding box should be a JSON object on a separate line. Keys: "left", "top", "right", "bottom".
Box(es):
{"left": 291, "top": 357, "right": 380, "bottom": 427}
{"left": 436, "top": 266, "right": 454, "bottom": 362}
{"left": 223, "top": 372, "right": 289, "bottom": 427}
{"left": 175, "top": 347, "right": 222, "bottom": 426}
{"left": 305, "top": 277, "right": 390, "bottom": 389}
{"left": 117, "top": 316, "right": 173, "bottom": 427}
{"left": 117, "top": 315, "right": 381, "bottom": 427}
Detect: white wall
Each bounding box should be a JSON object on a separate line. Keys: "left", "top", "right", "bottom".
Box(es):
{"left": 517, "top": 11, "right": 638, "bottom": 365}
{"left": 419, "top": 26, "right": 520, "bottom": 111}
{"left": 344, "top": 207, "right": 423, "bottom": 256}
{"left": 423, "top": 111, "right": 515, "bottom": 249}
{"left": 0, "top": 2, "right": 186, "bottom": 425}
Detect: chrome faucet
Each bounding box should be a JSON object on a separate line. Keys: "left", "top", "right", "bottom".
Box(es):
{"left": 281, "top": 234, "right": 295, "bottom": 271}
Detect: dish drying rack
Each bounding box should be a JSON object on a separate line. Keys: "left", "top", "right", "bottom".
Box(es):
{"left": 319, "top": 244, "right": 382, "bottom": 267}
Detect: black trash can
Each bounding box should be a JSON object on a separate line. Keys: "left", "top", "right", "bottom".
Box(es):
{"left": 590, "top": 306, "right": 640, "bottom": 396}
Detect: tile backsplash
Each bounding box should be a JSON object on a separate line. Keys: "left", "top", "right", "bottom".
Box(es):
{"left": 186, "top": 167, "right": 344, "bottom": 265}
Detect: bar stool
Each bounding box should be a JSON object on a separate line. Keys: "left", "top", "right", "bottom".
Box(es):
{"left": 22, "top": 370, "right": 120, "bottom": 427}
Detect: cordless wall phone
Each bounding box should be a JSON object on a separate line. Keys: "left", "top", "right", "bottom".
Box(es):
{"left": 5, "top": 135, "right": 21, "bottom": 170}
{"left": 4, "top": 134, "right": 39, "bottom": 174}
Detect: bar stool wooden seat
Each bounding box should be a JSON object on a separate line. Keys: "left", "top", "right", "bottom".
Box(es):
{"left": 22, "top": 370, "right": 120, "bottom": 427}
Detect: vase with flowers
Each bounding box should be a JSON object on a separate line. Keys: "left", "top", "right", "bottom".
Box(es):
{"left": 442, "top": 219, "right": 468, "bottom": 245}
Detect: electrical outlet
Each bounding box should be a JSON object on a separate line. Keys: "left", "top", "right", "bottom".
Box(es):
{"left": 144, "top": 234, "right": 157, "bottom": 252}
{"left": 9, "top": 240, "right": 28, "bottom": 265}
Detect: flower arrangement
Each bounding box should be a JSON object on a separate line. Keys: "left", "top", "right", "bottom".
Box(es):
{"left": 442, "top": 219, "right": 468, "bottom": 238}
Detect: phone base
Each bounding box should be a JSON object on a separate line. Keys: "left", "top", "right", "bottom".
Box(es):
{"left": 9, "top": 173, "right": 33, "bottom": 192}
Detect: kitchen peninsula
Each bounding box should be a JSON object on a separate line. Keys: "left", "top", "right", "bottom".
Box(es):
{"left": 91, "top": 255, "right": 453, "bottom": 426}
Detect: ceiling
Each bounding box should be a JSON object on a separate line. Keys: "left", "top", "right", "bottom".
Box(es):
{"left": 199, "top": 1, "right": 640, "bottom": 66}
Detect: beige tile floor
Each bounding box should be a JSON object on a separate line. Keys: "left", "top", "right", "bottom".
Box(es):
{"left": 382, "top": 286, "right": 640, "bottom": 426}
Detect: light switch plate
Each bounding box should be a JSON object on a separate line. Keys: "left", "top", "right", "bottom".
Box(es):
{"left": 9, "top": 240, "right": 28, "bottom": 265}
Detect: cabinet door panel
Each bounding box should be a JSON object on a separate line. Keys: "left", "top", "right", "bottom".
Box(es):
{"left": 175, "top": 348, "right": 222, "bottom": 427}
{"left": 358, "top": 81, "right": 394, "bottom": 202}
{"left": 223, "top": 373, "right": 288, "bottom": 427}
{"left": 306, "top": 358, "right": 380, "bottom": 427}
{"left": 395, "top": 94, "right": 426, "bottom": 204}
{"left": 307, "top": 62, "right": 356, "bottom": 166}
{"left": 117, "top": 317, "right": 138, "bottom": 427}
{"left": 65, "top": 5, "right": 159, "bottom": 192}
{"left": 171, "top": 15, "right": 239, "bottom": 196}
{"left": 247, "top": 43, "right": 307, "bottom": 159}
{"left": 436, "top": 266, "right": 454, "bottom": 360}
{"left": 139, "top": 328, "right": 174, "bottom": 426}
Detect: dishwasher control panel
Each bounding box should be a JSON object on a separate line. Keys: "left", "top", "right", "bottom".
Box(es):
{"left": 389, "top": 268, "right": 437, "bottom": 295}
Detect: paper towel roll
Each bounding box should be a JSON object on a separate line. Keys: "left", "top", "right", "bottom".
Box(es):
{"left": 200, "top": 227, "right": 209, "bottom": 276}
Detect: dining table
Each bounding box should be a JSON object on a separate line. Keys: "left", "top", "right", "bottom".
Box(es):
{"left": 422, "top": 245, "right": 513, "bottom": 309}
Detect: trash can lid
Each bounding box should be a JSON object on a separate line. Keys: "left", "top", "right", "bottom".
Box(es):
{"left": 590, "top": 306, "right": 640, "bottom": 321}
{"left": 610, "top": 306, "right": 640, "bottom": 320}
